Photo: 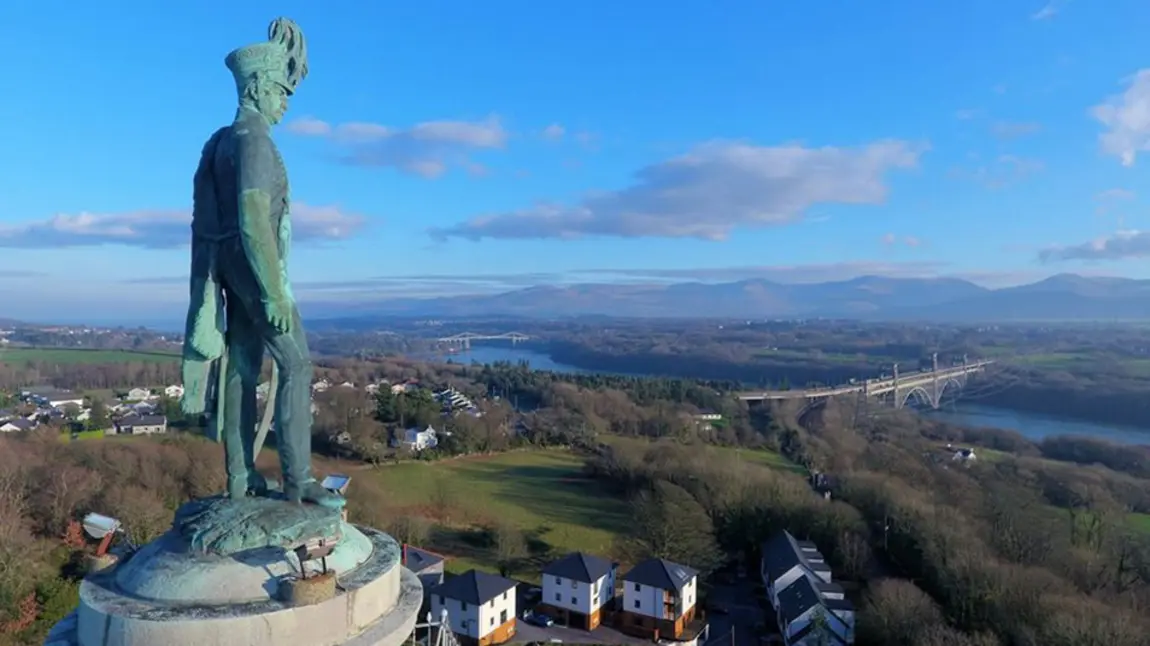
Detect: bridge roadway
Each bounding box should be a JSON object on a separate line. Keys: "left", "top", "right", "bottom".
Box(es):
{"left": 737, "top": 360, "right": 994, "bottom": 404}
{"left": 435, "top": 332, "right": 530, "bottom": 346}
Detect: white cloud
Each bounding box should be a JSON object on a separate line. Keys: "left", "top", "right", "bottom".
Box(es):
{"left": 541, "top": 124, "right": 565, "bottom": 141}
{"left": 284, "top": 116, "right": 332, "bottom": 136}
{"left": 1091, "top": 70, "right": 1150, "bottom": 166}
{"left": 949, "top": 154, "right": 1044, "bottom": 189}
{"left": 286, "top": 116, "right": 507, "bottom": 178}
{"left": 0, "top": 203, "right": 365, "bottom": 249}
{"left": 1039, "top": 230, "right": 1150, "bottom": 262}
{"left": 1031, "top": 1, "right": 1067, "bottom": 21}
{"left": 428, "top": 139, "right": 924, "bottom": 241}
{"left": 881, "top": 233, "right": 923, "bottom": 247}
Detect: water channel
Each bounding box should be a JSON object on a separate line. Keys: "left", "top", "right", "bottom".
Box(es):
{"left": 430, "top": 344, "right": 1150, "bottom": 447}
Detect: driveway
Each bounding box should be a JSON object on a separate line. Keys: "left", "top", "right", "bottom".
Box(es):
{"left": 704, "top": 579, "right": 775, "bottom": 646}
{"left": 514, "top": 620, "right": 651, "bottom": 645}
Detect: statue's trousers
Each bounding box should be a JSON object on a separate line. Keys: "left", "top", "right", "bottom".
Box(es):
{"left": 216, "top": 236, "right": 315, "bottom": 489}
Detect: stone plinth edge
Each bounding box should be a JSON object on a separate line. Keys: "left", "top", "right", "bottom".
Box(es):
{"left": 54, "top": 526, "right": 421, "bottom": 646}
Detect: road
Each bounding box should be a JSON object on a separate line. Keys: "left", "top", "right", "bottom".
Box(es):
{"left": 513, "top": 619, "right": 650, "bottom": 645}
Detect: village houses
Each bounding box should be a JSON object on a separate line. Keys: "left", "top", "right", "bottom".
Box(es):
{"left": 393, "top": 425, "right": 440, "bottom": 452}
{"left": 539, "top": 552, "right": 618, "bottom": 631}
{"left": 761, "top": 530, "right": 855, "bottom": 645}
{"left": 618, "top": 557, "right": 701, "bottom": 642}
{"left": 429, "top": 569, "right": 518, "bottom": 646}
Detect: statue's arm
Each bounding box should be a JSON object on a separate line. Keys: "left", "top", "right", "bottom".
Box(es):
{"left": 234, "top": 134, "right": 287, "bottom": 305}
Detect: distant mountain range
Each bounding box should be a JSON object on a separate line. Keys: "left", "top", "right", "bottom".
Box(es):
{"left": 313, "top": 274, "right": 1150, "bottom": 322}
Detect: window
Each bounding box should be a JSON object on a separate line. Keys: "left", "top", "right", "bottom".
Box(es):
{"left": 500, "top": 609, "right": 508, "bottom": 624}
{"left": 555, "top": 576, "right": 562, "bottom": 585}
{"left": 555, "top": 592, "right": 561, "bottom": 602}
{"left": 461, "top": 601, "right": 468, "bottom": 611}
{"left": 633, "top": 599, "right": 640, "bottom": 609}
{"left": 502, "top": 591, "right": 507, "bottom": 600}
{"left": 571, "top": 596, "right": 577, "bottom": 605}
{"left": 489, "top": 599, "right": 494, "bottom": 608}
{"left": 633, "top": 583, "right": 640, "bottom": 592}
{"left": 593, "top": 583, "right": 599, "bottom": 595}
{"left": 489, "top": 617, "right": 494, "bottom": 626}
{"left": 571, "top": 580, "right": 577, "bottom": 589}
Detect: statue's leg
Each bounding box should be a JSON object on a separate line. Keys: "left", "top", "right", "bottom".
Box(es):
{"left": 264, "top": 305, "right": 343, "bottom": 509}
{"left": 221, "top": 290, "right": 265, "bottom": 499}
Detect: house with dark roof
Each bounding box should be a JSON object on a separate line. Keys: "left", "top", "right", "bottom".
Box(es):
{"left": 618, "top": 557, "right": 699, "bottom": 641}
{"left": 429, "top": 569, "right": 518, "bottom": 646}
{"left": 402, "top": 544, "right": 446, "bottom": 593}
{"left": 775, "top": 574, "right": 855, "bottom": 645}
{"left": 761, "top": 531, "right": 855, "bottom": 645}
{"left": 539, "top": 552, "right": 618, "bottom": 630}
{"left": 0, "top": 417, "right": 35, "bottom": 432}
{"left": 114, "top": 415, "right": 167, "bottom": 435}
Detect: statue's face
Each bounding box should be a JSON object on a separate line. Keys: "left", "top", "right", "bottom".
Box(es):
{"left": 257, "top": 81, "right": 290, "bottom": 125}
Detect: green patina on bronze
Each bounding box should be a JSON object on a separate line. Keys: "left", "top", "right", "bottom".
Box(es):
{"left": 180, "top": 18, "right": 343, "bottom": 512}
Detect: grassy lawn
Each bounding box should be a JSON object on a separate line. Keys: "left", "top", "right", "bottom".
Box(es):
{"left": 0, "top": 347, "right": 179, "bottom": 364}
{"left": 599, "top": 434, "right": 803, "bottom": 473}
{"left": 1131, "top": 512, "right": 1150, "bottom": 534}
{"left": 369, "top": 451, "right": 629, "bottom": 581}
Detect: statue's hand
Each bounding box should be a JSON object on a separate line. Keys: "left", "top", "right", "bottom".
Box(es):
{"left": 263, "top": 297, "right": 293, "bottom": 334}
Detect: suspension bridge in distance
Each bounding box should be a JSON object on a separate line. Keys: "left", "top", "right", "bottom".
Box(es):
{"left": 737, "top": 354, "right": 995, "bottom": 410}
{"left": 435, "top": 332, "right": 530, "bottom": 349}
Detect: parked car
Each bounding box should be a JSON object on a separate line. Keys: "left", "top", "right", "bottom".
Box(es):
{"left": 526, "top": 613, "right": 555, "bottom": 628}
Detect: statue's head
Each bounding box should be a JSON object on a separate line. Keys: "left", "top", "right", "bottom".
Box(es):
{"left": 225, "top": 18, "right": 309, "bottom": 125}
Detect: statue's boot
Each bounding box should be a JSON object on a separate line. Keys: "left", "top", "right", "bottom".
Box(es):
{"left": 284, "top": 478, "right": 346, "bottom": 510}
{"left": 227, "top": 470, "right": 270, "bottom": 499}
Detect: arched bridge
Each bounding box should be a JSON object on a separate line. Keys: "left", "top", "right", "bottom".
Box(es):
{"left": 738, "top": 355, "right": 994, "bottom": 410}
{"left": 435, "top": 332, "right": 530, "bottom": 348}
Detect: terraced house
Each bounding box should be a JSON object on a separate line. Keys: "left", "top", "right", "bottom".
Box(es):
{"left": 761, "top": 530, "right": 855, "bottom": 645}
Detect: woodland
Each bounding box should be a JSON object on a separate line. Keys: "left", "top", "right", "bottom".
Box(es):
{"left": 0, "top": 354, "right": 1148, "bottom": 645}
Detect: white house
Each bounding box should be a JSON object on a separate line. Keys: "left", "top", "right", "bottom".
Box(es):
{"left": 395, "top": 425, "right": 439, "bottom": 452}
{"left": 164, "top": 384, "right": 185, "bottom": 399}
{"left": 125, "top": 388, "right": 151, "bottom": 402}
{"left": 429, "top": 569, "right": 518, "bottom": 646}
{"left": 0, "top": 418, "right": 35, "bottom": 432}
{"left": 540, "top": 552, "right": 617, "bottom": 630}
{"left": 761, "top": 531, "right": 855, "bottom": 645}
{"left": 311, "top": 378, "right": 331, "bottom": 393}
{"left": 952, "top": 448, "right": 976, "bottom": 463}
{"left": 390, "top": 380, "right": 419, "bottom": 395}
{"left": 620, "top": 558, "right": 699, "bottom": 642}
{"left": 115, "top": 415, "right": 168, "bottom": 435}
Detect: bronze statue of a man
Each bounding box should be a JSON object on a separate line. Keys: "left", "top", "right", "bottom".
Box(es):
{"left": 180, "top": 18, "right": 342, "bottom": 510}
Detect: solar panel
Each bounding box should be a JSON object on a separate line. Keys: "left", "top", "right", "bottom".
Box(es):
{"left": 82, "top": 513, "right": 121, "bottom": 539}
{"left": 321, "top": 474, "right": 351, "bottom": 495}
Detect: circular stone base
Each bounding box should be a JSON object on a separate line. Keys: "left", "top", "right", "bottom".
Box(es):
{"left": 47, "top": 526, "right": 421, "bottom": 646}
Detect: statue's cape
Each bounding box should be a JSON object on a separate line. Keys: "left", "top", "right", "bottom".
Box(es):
{"left": 181, "top": 128, "right": 230, "bottom": 427}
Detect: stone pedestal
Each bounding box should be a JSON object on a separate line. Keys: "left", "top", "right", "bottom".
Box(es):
{"left": 44, "top": 525, "right": 421, "bottom": 646}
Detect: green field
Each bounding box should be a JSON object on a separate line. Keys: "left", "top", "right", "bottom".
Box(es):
{"left": 370, "top": 450, "right": 630, "bottom": 578}
{"left": 0, "top": 347, "right": 179, "bottom": 364}
{"left": 1132, "top": 512, "right": 1150, "bottom": 533}
{"left": 601, "top": 434, "right": 802, "bottom": 473}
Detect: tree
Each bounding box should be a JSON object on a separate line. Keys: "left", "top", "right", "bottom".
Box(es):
{"left": 387, "top": 515, "right": 431, "bottom": 547}
{"left": 621, "top": 481, "right": 722, "bottom": 573}
{"left": 492, "top": 521, "right": 527, "bottom": 577}
{"left": 85, "top": 399, "right": 110, "bottom": 431}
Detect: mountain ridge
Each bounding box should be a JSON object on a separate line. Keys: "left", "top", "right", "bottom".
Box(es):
{"left": 308, "top": 273, "right": 1150, "bottom": 322}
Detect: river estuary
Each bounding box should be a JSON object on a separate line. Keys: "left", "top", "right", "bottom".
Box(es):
{"left": 431, "top": 345, "right": 1150, "bottom": 447}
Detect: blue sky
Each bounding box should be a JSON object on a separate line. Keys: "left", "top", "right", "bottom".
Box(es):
{"left": 3, "top": 0, "right": 1150, "bottom": 323}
